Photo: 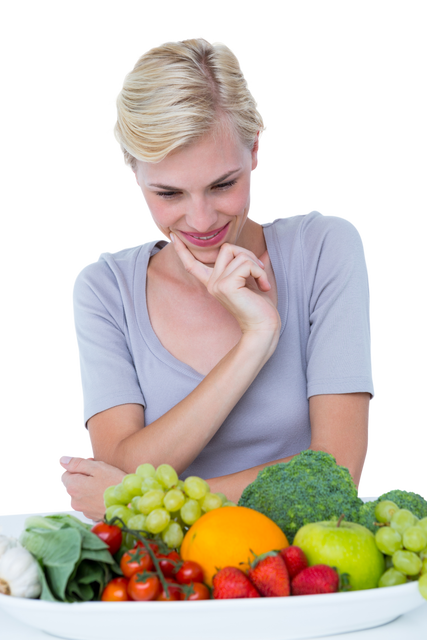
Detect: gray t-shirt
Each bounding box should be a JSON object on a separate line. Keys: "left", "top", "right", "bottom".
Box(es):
{"left": 73, "top": 212, "right": 373, "bottom": 479}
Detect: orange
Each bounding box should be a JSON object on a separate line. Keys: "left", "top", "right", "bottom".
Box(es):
{"left": 180, "top": 506, "right": 288, "bottom": 586}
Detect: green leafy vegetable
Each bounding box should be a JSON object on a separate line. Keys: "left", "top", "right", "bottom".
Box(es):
{"left": 20, "top": 514, "right": 120, "bottom": 602}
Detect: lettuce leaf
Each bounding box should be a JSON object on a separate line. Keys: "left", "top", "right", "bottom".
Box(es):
{"left": 20, "top": 514, "right": 120, "bottom": 602}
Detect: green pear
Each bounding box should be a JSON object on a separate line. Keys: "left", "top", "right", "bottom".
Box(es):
{"left": 293, "top": 518, "right": 385, "bottom": 590}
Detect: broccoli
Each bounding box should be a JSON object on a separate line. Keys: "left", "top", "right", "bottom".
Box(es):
{"left": 356, "top": 490, "right": 427, "bottom": 533}
{"left": 238, "top": 450, "right": 363, "bottom": 544}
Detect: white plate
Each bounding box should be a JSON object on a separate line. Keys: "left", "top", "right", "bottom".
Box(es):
{"left": 0, "top": 511, "right": 425, "bottom": 640}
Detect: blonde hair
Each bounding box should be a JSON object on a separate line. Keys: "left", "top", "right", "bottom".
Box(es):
{"left": 114, "top": 38, "right": 264, "bottom": 167}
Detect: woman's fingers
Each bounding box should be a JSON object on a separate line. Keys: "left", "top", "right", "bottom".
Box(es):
{"left": 170, "top": 233, "right": 212, "bottom": 286}
{"left": 60, "top": 457, "right": 126, "bottom": 520}
{"left": 56, "top": 454, "right": 94, "bottom": 475}
{"left": 172, "top": 233, "right": 270, "bottom": 291}
{"left": 211, "top": 244, "right": 271, "bottom": 291}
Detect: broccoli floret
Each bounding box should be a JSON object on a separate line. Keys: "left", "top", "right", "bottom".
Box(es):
{"left": 238, "top": 450, "right": 363, "bottom": 544}
{"left": 356, "top": 490, "right": 427, "bottom": 533}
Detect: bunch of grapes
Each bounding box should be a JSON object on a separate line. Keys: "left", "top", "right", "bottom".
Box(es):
{"left": 374, "top": 500, "right": 427, "bottom": 599}
{"left": 103, "top": 463, "right": 235, "bottom": 549}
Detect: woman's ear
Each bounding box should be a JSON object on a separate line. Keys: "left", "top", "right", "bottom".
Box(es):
{"left": 251, "top": 132, "right": 259, "bottom": 170}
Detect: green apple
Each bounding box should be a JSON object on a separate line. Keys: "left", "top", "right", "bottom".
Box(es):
{"left": 293, "top": 519, "right": 385, "bottom": 590}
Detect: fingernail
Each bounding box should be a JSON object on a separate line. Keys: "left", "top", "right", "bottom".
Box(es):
{"left": 258, "top": 259, "right": 264, "bottom": 267}
{"left": 170, "top": 233, "right": 175, "bottom": 243}
{"left": 60, "top": 456, "right": 72, "bottom": 465}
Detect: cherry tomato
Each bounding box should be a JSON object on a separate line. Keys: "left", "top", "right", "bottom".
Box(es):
{"left": 157, "top": 578, "right": 182, "bottom": 601}
{"left": 128, "top": 573, "right": 161, "bottom": 601}
{"left": 185, "top": 582, "right": 211, "bottom": 601}
{"left": 175, "top": 560, "right": 204, "bottom": 585}
{"left": 157, "top": 551, "right": 181, "bottom": 577}
{"left": 120, "top": 547, "right": 154, "bottom": 578}
{"left": 134, "top": 540, "right": 159, "bottom": 555}
{"left": 101, "top": 577, "right": 129, "bottom": 601}
{"left": 91, "top": 522, "right": 122, "bottom": 555}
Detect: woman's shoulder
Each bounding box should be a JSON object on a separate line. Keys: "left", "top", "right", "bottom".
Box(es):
{"left": 75, "top": 240, "right": 165, "bottom": 288}
{"left": 262, "top": 207, "right": 360, "bottom": 234}
{"left": 265, "top": 212, "right": 364, "bottom": 260}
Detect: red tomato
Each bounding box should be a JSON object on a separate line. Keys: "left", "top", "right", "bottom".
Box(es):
{"left": 175, "top": 560, "right": 204, "bottom": 585}
{"left": 185, "top": 582, "right": 211, "bottom": 601}
{"left": 128, "top": 574, "right": 160, "bottom": 601}
{"left": 120, "top": 547, "right": 154, "bottom": 578}
{"left": 157, "top": 551, "right": 181, "bottom": 577}
{"left": 157, "top": 578, "right": 182, "bottom": 601}
{"left": 134, "top": 540, "right": 159, "bottom": 555}
{"left": 101, "top": 577, "right": 129, "bottom": 601}
{"left": 91, "top": 523, "right": 122, "bottom": 555}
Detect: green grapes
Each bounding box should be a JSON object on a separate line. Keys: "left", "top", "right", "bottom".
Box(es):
{"left": 137, "top": 489, "right": 165, "bottom": 514}
{"left": 111, "top": 484, "right": 133, "bottom": 505}
{"left": 402, "top": 526, "right": 427, "bottom": 553}
{"left": 140, "top": 477, "right": 163, "bottom": 493}
{"left": 162, "top": 522, "right": 184, "bottom": 548}
{"left": 200, "top": 493, "right": 223, "bottom": 512}
{"left": 375, "top": 500, "right": 399, "bottom": 524}
{"left": 155, "top": 464, "right": 179, "bottom": 489}
{"left": 122, "top": 473, "right": 144, "bottom": 496}
{"left": 375, "top": 500, "right": 427, "bottom": 599}
{"left": 105, "top": 505, "right": 134, "bottom": 526}
{"left": 127, "top": 514, "right": 147, "bottom": 531}
{"left": 145, "top": 508, "right": 170, "bottom": 534}
{"left": 390, "top": 509, "right": 418, "bottom": 536}
{"left": 375, "top": 526, "right": 403, "bottom": 555}
{"left": 181, "top": 499, "right": 202, "bottom": 525}
{"left": 163, "top": 489, "right": 186, "bottom": 512}
{"left": 103, "top": 486, "right": 119, "bottom": 508}
{"left": 392, "top": 550, "right": 422, "bottom": 576}
{"left": 418, "top": 518, "right": 427, "bottom": 535}
{"left": 136, "top": 463, "right": 156, "bottom": 478}
{"left": 184, "top": 476, "right": 209, "bottom": 500}
{"left": 378, "top": 568, "right": 407, "bottom": 588}
{"left": 103, "top": 462, "right": 230, "bottom": 550}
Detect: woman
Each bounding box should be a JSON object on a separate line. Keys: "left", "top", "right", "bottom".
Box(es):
{"left": 61, "top": 39, "right": 373, "bottom": 521}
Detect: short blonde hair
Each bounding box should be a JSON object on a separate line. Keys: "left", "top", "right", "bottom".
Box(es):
{"left": 114, "top": 38, "right": 264, "bottom": 167}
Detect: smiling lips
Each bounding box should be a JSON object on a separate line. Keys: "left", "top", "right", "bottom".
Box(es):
{"left": 182, "top": 222, "right": 228, "bottom": 240}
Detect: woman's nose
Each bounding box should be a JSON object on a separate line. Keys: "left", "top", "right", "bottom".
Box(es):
{"left": 185, "top": 196, "right": 217, "bottom": 232}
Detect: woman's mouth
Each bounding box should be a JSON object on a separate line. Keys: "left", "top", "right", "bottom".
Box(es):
{"left": 178, "top": 222, "right": 230, "bottom": 247}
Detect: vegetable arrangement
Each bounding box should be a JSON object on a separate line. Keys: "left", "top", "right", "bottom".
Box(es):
{"left": 1, "top": 455, "right": 427, "bottom": 604}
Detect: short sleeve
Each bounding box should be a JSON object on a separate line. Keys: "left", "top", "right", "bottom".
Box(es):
{"left": 73, "top": 260, "right": 146, "bottom": 425}
{"left": 302, "top": 215, "right": 374, "bottom": 398}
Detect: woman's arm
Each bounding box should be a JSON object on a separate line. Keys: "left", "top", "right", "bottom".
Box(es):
{"left": 206, "top": 392, "right": 369, "bottom": 503}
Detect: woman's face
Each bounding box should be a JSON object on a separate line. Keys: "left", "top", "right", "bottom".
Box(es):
{"left": 134, "top": 127, "right": 258, "bottom": 264}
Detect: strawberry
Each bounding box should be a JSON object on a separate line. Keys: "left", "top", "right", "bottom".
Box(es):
{"left": 212, "top": 567, "right": 260, "bottom": 599}
{"left": 248, "top": 552, "right": 290, "bottom": 597}
{"left": 279, "top": 546, "right": 309, "bottom": 580}
{"left": 291, "top": 564, "right": 339, "bottom": 595}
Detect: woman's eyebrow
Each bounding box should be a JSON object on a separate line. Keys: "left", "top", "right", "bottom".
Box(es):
{"left": 149, "top": 168, "right": 242, "bottom": 191}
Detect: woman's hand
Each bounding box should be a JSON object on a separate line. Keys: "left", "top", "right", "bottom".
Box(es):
{"left": 60, "top": 456, "right": 126, "bottom": 521}
{"left": 171, "top": 234, "right": 281, "bottom": 341}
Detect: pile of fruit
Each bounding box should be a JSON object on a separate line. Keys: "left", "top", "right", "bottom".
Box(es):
{"left": 95, "top": 464, "right": 427, "bottom": 599}
{"left": 3, "top": 457, "right": 427, "bottom": 603}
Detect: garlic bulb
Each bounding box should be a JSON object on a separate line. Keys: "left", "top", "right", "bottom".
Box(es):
{"left": 0, "top": 546, "right": 42, "bottom": 598}
{"left": 0, "top": 536, "right": 21, "bottom": 558}
{"left": 0, "top": 535, "right": 19, "bottom": 559}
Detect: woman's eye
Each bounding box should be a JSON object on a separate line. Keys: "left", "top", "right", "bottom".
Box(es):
{"left": 156, "top": 180, "right": 237, "bottom": 200}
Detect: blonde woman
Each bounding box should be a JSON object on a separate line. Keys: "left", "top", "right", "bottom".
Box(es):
{"left": 61, "top": 39, "right": 373, "bottom": 521}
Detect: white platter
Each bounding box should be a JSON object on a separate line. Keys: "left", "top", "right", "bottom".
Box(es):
{"left": 0, "top": 512, "right": 425, "bottom": 640}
